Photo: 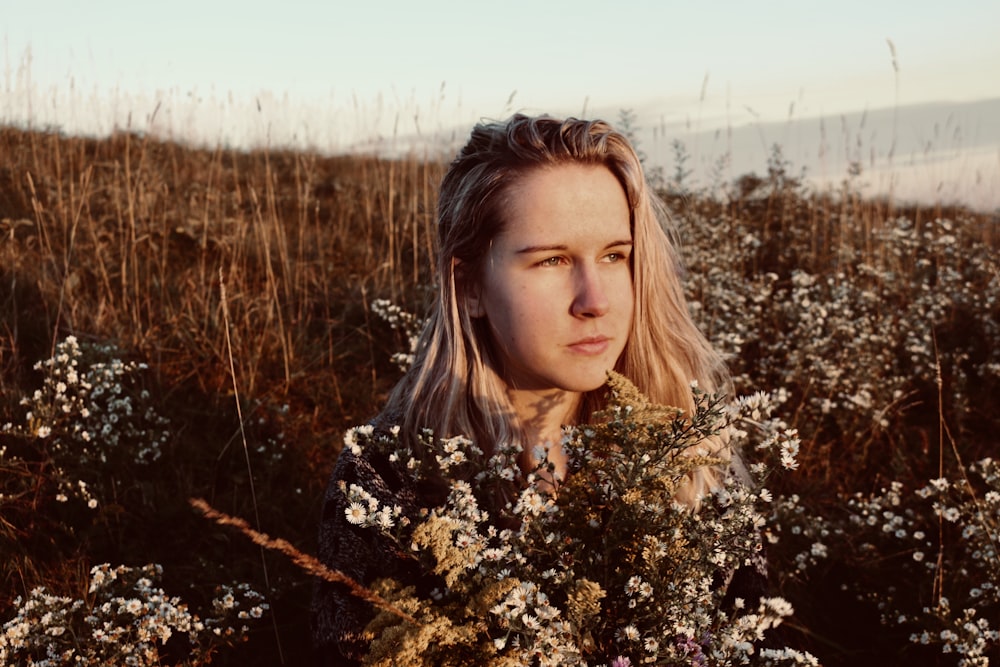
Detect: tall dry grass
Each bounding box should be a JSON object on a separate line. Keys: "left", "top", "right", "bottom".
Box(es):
{"left": 1, "top": 123, "right": 997, "bottom": 665}
{"left": 1, "top": 126, "right": 443, "bottom": 425}
{"left": 1, "top": 126, "right": 444, "bottom": 664}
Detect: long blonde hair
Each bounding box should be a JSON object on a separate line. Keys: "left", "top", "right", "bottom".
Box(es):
{"left": 381, "top": 114, "right": 730, "bottom": 501}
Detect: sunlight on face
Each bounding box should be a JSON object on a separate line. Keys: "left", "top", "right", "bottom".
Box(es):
{"left": 471, "top": 163, "right": 634, "bottom": 400}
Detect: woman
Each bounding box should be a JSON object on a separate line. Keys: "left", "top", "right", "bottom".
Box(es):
{"left": 311, "top": 114, "right": 747, "bottom": 664}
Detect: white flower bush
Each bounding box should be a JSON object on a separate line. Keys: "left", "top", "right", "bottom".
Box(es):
{"left": 770, "top": 457, "right": 999, "bottom": 665}
{"left": 1, "top": 335, "right": 170, "bottom": 508}
{"left": 683, "top": 212, "right": 999, "bottom": 456}
{"left": 0, "top": 562, "right": 267, "bottom": 666}
{"left": 0, "top": 337, "right": 271, "bottom": 665}
{"left": 672, "top": 198, "right": 1000, "bottom": 663}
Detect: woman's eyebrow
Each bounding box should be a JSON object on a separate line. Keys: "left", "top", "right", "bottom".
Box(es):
{"left": 515, "top": 239, "right": 633, "bottom": 255}
{"left": 516, "top": 243, "right": 568, "bottom": 255}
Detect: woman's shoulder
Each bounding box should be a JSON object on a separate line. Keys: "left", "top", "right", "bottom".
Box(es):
{"left": 325, "top": 413, "right": 409, "bottom": 502}
{"left": 370, "top": 406, "right": 404, "bottom": 434}
{"left": 322, "top": 407, "right": 449, "bottom": 516}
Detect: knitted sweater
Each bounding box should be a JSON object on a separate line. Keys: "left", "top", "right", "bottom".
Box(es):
{"left": 312, "top": 441, "right": 436, "bottom": 666}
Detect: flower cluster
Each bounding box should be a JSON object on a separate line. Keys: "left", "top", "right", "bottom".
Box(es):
{"left": 371, "top": 298, "right": 424, "bottom": 372}
{"left": 682, "top": 210, "right": 999, "bottom": 466}
{"left": 671, "top": 199, "right": 999, "bottom": 662}
{"left": 1, "top": 335, "right": 170, "bottom": 508}
{"left": 770, "top": 457, "right": 999, "bottom": 664}
{"left": 0, "top": 562, "right": 267, "bottom": 666}
{"left": 346, "top": 372, "right": 815, "bottom": 666}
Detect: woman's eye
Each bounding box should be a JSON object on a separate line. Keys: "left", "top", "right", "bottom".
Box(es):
{"left": 604, "top": 251, "right": 629, "bottom": 263}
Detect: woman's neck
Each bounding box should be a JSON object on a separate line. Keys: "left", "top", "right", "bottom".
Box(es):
{"left": 508, "top": 388, "right": 579, "bottom": 487}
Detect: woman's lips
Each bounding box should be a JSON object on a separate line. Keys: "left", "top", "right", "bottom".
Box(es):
{"left": 568, "top": 335, "right": 610, "bottom": 355}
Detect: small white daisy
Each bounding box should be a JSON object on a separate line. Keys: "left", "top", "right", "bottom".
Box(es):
{"left": 344, "top": 502, "right": 367, "bottom": 525}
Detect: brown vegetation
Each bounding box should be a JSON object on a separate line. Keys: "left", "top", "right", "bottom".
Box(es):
{"left": 1, "top": 125, "right": 997, "bottom": 665}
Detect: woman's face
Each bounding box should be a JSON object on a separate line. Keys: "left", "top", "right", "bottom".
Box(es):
{"left": 470, "top": 163, "right": 634, "bottom": 396}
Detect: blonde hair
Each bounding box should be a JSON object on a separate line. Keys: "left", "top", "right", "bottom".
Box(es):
{"left": 381, "top": 114, "right": 730, "bottom": 502}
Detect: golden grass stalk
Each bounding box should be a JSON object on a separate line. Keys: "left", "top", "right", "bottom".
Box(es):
{"left": 188, "top": 497, "right": 419, "bottom": 626}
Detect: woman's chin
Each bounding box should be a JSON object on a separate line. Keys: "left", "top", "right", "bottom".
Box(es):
{"left": 560, "top": 373, "right": 615, "bottom": 394}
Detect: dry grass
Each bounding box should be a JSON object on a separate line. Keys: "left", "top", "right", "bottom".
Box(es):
{"left": 1, "top": 126, "right": 443, "bottom": 665}
{"left": 1, "top": 124, "right": 997, "bottom": 665}
{"left": 1, "top": 126, "right": 443, "bottom": 429}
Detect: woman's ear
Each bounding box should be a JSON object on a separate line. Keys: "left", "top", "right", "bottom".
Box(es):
{"left": 454, "top": 258, "right": 485, "bottom": 318}
{"left": 465, "top": 288, "right": 485, "bottom": 318}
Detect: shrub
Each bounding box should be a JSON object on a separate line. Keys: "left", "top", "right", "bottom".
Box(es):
{"left": 0, "top": 562, "right": 266, "bottom": 666}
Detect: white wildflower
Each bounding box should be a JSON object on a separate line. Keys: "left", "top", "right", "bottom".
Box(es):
{"left": 345, "top": 502, "right": 367, "bottom": 525}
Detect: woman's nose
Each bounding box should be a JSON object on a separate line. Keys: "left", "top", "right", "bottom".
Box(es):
{"left": 570, "top": 264, "right": 610, "bottom": 318}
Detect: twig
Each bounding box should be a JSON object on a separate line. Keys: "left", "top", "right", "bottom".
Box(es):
{"left": 932, "top": 330, "right": 945, "bottom": 604}
{"left": 931, "top": 331, "right": 999, "bottom": 574}
{"left": 219, "top": 268, "right": 285, "bottom": 663}
{"left": 189, "top": 497, "right": 419, "bottom": 626}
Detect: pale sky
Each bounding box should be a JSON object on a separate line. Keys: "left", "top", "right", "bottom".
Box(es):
{"left": 4, "top": 0, "right": 1000, "bottom": 206}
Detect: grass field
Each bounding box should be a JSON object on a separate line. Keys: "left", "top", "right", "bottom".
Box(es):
{"left": 1, "top": 123, "right": 997, "bottom": 665}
